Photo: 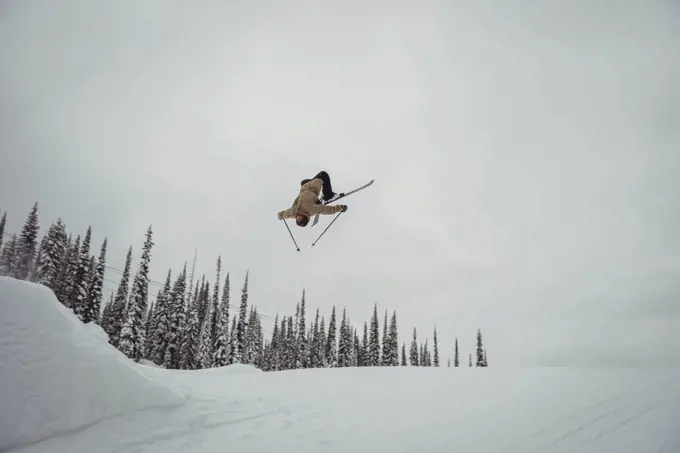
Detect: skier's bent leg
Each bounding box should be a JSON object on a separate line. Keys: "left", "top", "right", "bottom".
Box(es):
{"left": 313, "top": 171, "right": 335, "bottom": 200}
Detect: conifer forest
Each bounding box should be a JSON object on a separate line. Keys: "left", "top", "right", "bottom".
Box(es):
{"left": 0, "top": 202, "right": 489, "bottom": 371}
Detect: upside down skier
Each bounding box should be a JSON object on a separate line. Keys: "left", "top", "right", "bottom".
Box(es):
{"left": 277, "top": 171, "right": 347, "bottom": 227}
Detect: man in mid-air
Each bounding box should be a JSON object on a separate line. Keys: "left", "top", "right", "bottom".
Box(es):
{"left": 277, "top": 171, "right": 347, "bottom": 227}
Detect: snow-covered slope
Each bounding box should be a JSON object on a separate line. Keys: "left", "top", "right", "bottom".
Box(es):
{"left": 2, "top": 276, "right": 680, "bottom": 453}
{"left": 0, "top": 277, "right": 185, "bottom": 451}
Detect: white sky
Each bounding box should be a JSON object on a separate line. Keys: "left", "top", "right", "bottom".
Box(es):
{"left": 1, "top": 0, "right": 679, "bottom": 366}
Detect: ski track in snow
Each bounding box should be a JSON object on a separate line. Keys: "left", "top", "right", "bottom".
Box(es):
{"left": 10, "top": 368, "right": 680, "bottom": 453}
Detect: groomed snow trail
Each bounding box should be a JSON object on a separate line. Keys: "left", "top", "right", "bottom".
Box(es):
{"left": 2, "top": 277, "right": 680, "bottom": 453}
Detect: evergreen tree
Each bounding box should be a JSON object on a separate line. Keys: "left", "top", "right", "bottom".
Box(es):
{"left": 83, "top": 238, "right": 107, "bottom": 324}
{"left": 35, "top": 218, "right": 67, "bottom": 290}
{"left": 309, "top": 308, "right": 321, "bottom": 368}
{"left": 13, "top": 202, "right": 39, "bottom": 280}
{"left": 325, "top": 306, "right": 337, "bottom": 367}
{"left": 296, "top": 289, "right": 307, "bottom": 368}
{"left": 106, "top": 246, "right": 132, "bottom": 347}
{"left": 71, "top": 226, "right": 92, "bottom": 320}
{"left": 433, "top": 326, "right": 439, "bottom": 367}
{"left": 212, "top": 272, "right": 231, "bottom": 367}
{"left": 381, "top": 309, "right": 389, "bottom": 365}
{"left": 338, "top": 308, "right": 350, "bottom": 367}
{"left": 352, "top": 329, "right": 360, "bottom": 367}
{"left": 476, "top": 329, "right": 486, "bottom": 367}
{"left": 53, "top": 234, "right": 74, "bottom": 305}
{"left": 484, "top": 348, "right": 488, "bottom": 367}
{"left": 119, "top": 226, "right": 154, "bottom": 362}
{"left": 317, "top": 316, "right": 326, "bottom": 368}
{"left": 468, "top": 352, "right": 472, "bottom": 367}
{"left": 164, "top": 264, "right": 187, "bottom": 369}
{"left": 409, "top": 328, "right": 419, "bottom": 366}
{"left": 369, "top": 304, "right": 380, "bottom": 366}
{"left": 180, "top": 278, "right": 205, "bottom": 370}
{"left": 148, "top": 270, "right": 172, "bottom": 364}
{"left": 0, "top": 210, "right": 6, "bottom": 251}
{"left": 361, "top": 322, "right": 369, "bottom": 367}
{"left": 227, "top": 316, "right": 238, "bottom": 364}
{"left": 234, "top": 271, "right": 249, "bottom": 363}
{"left": 209, "top": 257, "right": 221, "bottom": 351}
{"left": 0, "top": 233, "right": 17, "bottom": 276}
{"left": 60, "top": 234, "right": 80, "bottom": 308}
{"left": 388, "top": 311, "right": 399, "bottom": 366}
{"left": 454, "top": 337, "right": 460, "bottom": 367}
{"left": 197, "top": 304, "right": 214, "bottom": 368}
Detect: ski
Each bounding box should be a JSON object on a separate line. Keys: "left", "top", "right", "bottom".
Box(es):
{"left": 311, "top": 179, "right": 374, "bottom": 227}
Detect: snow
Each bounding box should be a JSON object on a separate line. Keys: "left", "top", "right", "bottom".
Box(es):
{"left": 2, "top": 276, "right": 680, "bottom": 453}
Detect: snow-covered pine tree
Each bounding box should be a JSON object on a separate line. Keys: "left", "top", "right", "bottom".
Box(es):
{"left": 476, "top": 329, "right": 485, "bottom": 367}
{"left": 13, "top": 202, "right": 39, "bottom": 280}
{"left": 164, "top": 265, "right": 187, "bottom": 369}
{"left": 209, "top": 256, "right": 221, "bottom": 350}
{"left": 433, "top": 326, "right": 439, "bottom": 367}
{"left": 454, "top": 337, "right": 459, "bottom": 367}
{"left": 180, "top": 276, "right": 205, "bottom": 370}
{"left": 29, "top": 232, "right": 48, "bottom": 282}
{"left": 248, "top": 307, "right": 263, "bottom": 367}
{"left": 52, "top": 233, "right": 72, "bottom": 305}
{"left": 268, "top": 315, "right": 280, "bottom": 371}
{"left": 317, "top": 316, "right": 326, "bottom": 368}
{"left": 361, "top": 322, "right": 368, "bottom": 367}
{"left": 369, "top": 304, "right": 380, "bottom": 366}
{"left": 469, "top": 352, "right": 472, "bottom": 367}
{"left": 243, "top": 306, "right": 255, "bottom": 364}
{"left": 381, "top": 309, "right": 389, "bottom": 366}
{"left": 83, "top": 238, "right": 106, "bottom": 324}
{"left": 119, "top": 226, "right": 154, "bottom": 362}
{"left": 101, "top": 293, "right": 114, "bottom": 329}
{"left": 234, "top": 271, "right": 249, "bottom": 363}
{"left": 0, "top": 210, "right": 6, "bottom": 251}
{"left": 296, "top": 289, "right": 307, "bottom": 368}
{"left": 0, "top": 233, "right": 17, "bottom": 276}
{"left": 148, "top": 269, "right": 171, "bottom": 364}
{"left": 484, "top": 348, "right": 488, "bottom": 367}
{"left": 352, "top": 329, "right": 360, "bottom": 367}
{"left": 71, "top": 226, "right": 92, "bottom": 321}
{"left": 325, "top": 306, "right": 337, "bottom": 367}
{"left": 35, "top": 218, "right": 68, "bottom": 290}
{"left": 105, "top": 246, "right": 132, "bottom": 347}
{"left": 227, "top": 316, "right": 238, "bottom": 365}
{"left": 388, "top": 311, "right": 399, "bottom": 366}
{"left": 309, "top": 308, "right": 320, "bottom": 368}
{"left": 401, "top": 342, "right": 407, "bottom": 366}
{"left": 276, "top": 316, "right": 287, "bottom": 369}
{"left": 409, "top": 328, "right": 419, "bottom": 366}
{"left": 197, "top": 304, "right": 214, "bottom": 369}
{"left": 60, "top": 234, "right": 81, "bottom": 308}
{"left": 212, "top": 272, "right": 231, "bottom": 367}
{"left": 337, "top": 308, "right": 348, "bottom": 367}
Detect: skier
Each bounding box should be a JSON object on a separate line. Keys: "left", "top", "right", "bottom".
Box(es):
{"left": 277, "top": 171, "right": 348, "bottom": 227}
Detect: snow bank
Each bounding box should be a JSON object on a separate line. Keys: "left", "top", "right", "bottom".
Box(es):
{"left": 0, "top": 277, "right": 185, "bottom": 451}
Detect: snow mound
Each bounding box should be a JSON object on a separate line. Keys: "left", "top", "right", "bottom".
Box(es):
{"left": 0, "top": 277, "right": 185, "bottom": 451}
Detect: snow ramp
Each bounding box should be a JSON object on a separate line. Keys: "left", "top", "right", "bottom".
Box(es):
{"left": 0, "top": 276, "right": 185, "bottom": 451}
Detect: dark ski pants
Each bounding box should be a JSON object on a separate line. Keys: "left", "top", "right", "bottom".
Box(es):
{"left": 302, "top": 170, "right": 335, "bottom": 200}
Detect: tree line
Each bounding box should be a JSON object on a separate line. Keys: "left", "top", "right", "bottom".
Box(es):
{"left": 0, "top": 202, "right": 489, "bottom": 370}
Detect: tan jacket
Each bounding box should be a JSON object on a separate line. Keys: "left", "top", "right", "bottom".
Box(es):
{"left": 278, "top": 178, "right": 345, "bottom": 219}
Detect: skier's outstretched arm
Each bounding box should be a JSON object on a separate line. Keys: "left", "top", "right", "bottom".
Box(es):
{"left": 278, "top": 206, "right": 296, "bottom": 219}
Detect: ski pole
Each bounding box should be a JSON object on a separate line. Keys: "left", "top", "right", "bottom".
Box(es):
{"left": 282, "top": 219, "right": 300, "bottom": 251}
{"left": 311, "top": 211, "right": 343, "bottom": 247}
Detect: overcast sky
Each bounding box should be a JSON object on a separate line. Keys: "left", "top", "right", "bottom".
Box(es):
{"left": 1, "top": 0, "right": 679, "bottom": 366}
